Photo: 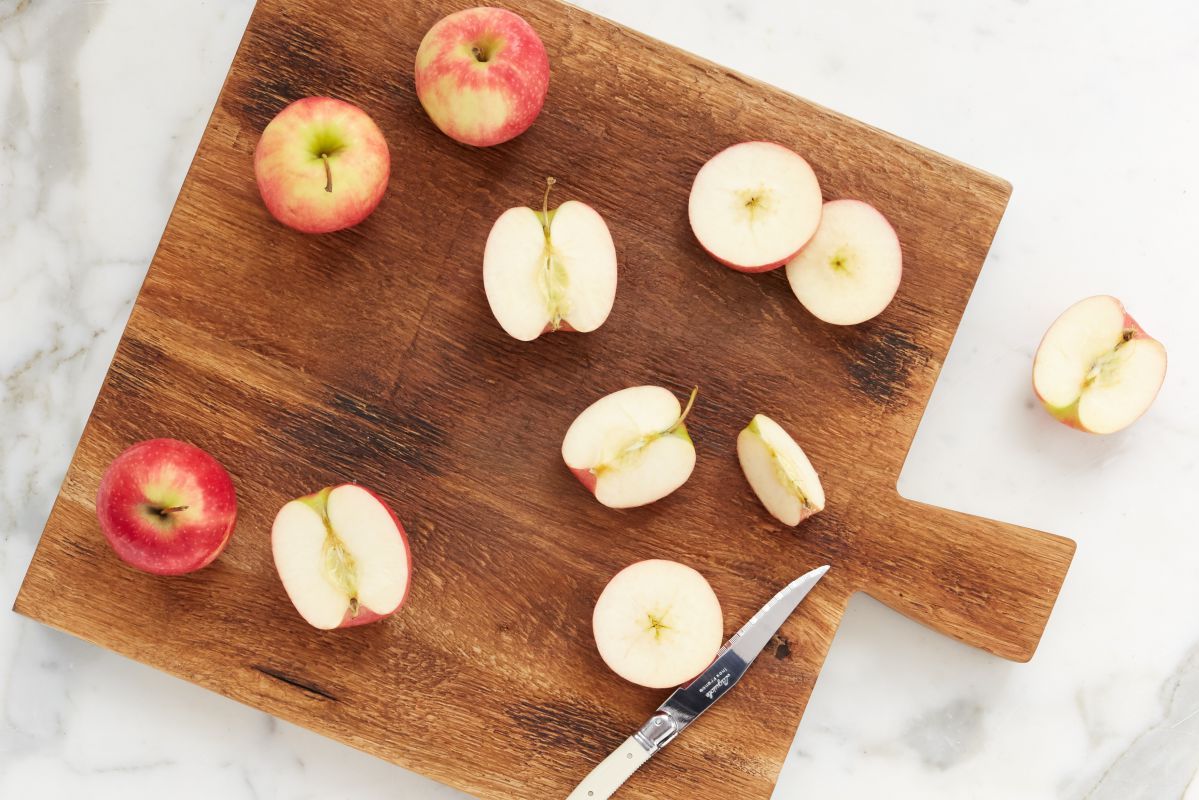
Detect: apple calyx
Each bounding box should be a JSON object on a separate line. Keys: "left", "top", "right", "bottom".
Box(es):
{"left": 593, "top": 387, "right": 698, "bottom": 478}
{"left": 301, "top": 487, "right": 363, "bottom": 618}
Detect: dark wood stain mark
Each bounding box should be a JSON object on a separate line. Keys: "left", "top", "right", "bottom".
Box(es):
{"left": 772, "top": 635, "right": 792, "bottom": 660}
{"left": 844, "top": 326, "right": 931, "bottom": 404}
{"left": 253, "top": 664, "right": 338, "bottom": 702}
{"left": 507, "top": 699, "right": 619, "bottom": 756}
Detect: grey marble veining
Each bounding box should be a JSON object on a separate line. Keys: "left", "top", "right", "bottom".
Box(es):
{"left": 2, "top": 1, "right": 1198, "bottom": 797}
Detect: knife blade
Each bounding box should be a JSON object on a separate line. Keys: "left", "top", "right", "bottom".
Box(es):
{"left": 565, "top": 563, "right": 829, "bottom": 800}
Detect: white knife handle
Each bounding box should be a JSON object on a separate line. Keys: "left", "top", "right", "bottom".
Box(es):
{"left": 565, "top": 736, "right": 652, "bottom": 800}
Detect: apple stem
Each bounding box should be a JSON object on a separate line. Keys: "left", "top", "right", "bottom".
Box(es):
{"left": 541, "top": 176, "right": 556, "bottom": 222}
{"left": 158, "top": 505, "right": 188, "bottom": 516}
{"left": 322, "top": 153, "right": 333, "bottom": 193}
{"left": 673, "top": 386, "right": 699, "bottom": 430}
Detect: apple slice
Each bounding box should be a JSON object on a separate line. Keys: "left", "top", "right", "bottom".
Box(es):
{"left": 484, "top": 178, "right": 617, "bottom": 341}
{"left": 737, "top": 414, "right": 825, "bottom": 526}
{"left": 785, "top": 199, "right": 902, "bottom": 325}
{"left": 1032, "top": 295, "right": 1167, "bottom": 434}
{"left": 592, "top": 559, "right": 724, "bottom": 689}
{"left": 688, "top": 141, "right": 823, "bottom": 272}
{"left": 562, "top": 385, "right": 698, "bottom": 509}
{"left": 272, "top": 484, "right": 411, "bottom": 630}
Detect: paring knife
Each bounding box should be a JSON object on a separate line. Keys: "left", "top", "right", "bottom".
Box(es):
{"left": 566, "top": 564, "right": 830, "bottom": 800}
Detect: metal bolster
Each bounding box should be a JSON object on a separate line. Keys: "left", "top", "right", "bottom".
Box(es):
{"left": 634, "top": 711, "right": 680, "bottom": 752}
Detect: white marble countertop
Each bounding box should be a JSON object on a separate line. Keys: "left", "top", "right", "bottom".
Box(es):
{"left": 2, "top": 1, "right": 1197, "bottom": 797}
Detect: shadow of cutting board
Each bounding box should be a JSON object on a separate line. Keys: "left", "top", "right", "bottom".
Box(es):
{"left": 14, "top": 1, "right": 1076, "bottom": 797}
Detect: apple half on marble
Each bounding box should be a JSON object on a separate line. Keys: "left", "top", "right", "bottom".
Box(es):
{"left": 415, "top": 6, "right": 550, "bottom": 147}
{"left": 737, "top": 414, "right": 825, "bottom": 526}
{"left": 95, "top": 438, "right": 238, "bottom": 575}
{"left": 272, "top": 484, "right": 412, "bottom": 630}
{"left": 786, "top": 199, "right": 902, "bottom": 325}
{"left": 592, "top": 559, "right": 724, "bottom": 689}
{"left": 688, "top": 141, "right": 823, "bottom": 272}
{"left": 254, "top": 96, "right": 390, "bottom": 234}
{"left": 1032, "top": 295, "right": 1167, "bottom": 434}
{"left": 562, "top": 386, "right": 698, "bottom": 509}
{"left": 484, "top": 178, "right": 617, "bottom": 341}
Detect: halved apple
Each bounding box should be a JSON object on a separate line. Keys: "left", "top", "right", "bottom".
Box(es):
{"left": 737, "top": 414, "right": 825, "bottom": 526}
{"left": 592, "top": 559, "right": 724, "bottom": 689}
{"left": 271, "top": 484, "right": 411, "bottom": 630}
{"left": 1032, "top": 295, "right": 1167, "bottom": 434}
{"left": 786, "top": 199, "right": 902, "bottom": 325}
{"left": 688, "top": 141, "right": 823, "bottom": 272}
{"left": 483, "top": 178, "right": 617, "bottom": 341}
{"left": 562, "top": 385, "right": 697, "bottom": 509}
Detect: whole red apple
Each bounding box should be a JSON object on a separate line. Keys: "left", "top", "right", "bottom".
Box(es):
{"left": 254, "top": 96, "right": 390, "bottom": 234}
{"left": 96, "top": 439, "right": 238, "bottom": 575}
{"left": 415, "top": 7, "right": 549, "bottom": 147}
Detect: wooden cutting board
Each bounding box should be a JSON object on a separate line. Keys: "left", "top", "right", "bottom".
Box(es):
{"left": 15, "top": 1, "right": 1076, "bottom": 798}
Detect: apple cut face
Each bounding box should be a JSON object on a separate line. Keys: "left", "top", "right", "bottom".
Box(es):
{"left": 786, "top": 199, "right": 902, "bottom": 325}
{"left": 592, "top": 559, "right": 724, "bottom": 689}
{"left": 483, "top": 199, "right": 617, "bottom": 341}
{"left": 272, "top": 484, "right": 411, "bottom": 630}
{"left": 737, "top": 414, "right": 825, "bottom": 526}
{"left": 688, "top": 141, "right": 823, "bottom": 272}
{"left": 562, "top": 386, "right": 697, "bottom": 509}
{"left": 1033, "top": 295, "right": 1167, "bottom": 434}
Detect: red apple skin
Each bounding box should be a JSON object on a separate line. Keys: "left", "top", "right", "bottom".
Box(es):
{"left": 96, "top": 439, "right": 237, "bottom": 576}
{"left": 415, "top": 7, "right": 549, "bottom": 147}
{"left": 275, "top": 484, "right": 413, "bottom": 629}
{"left": 569, "top": 466, "right": 598, "bottom": 494}
{"left": 1031, "top": 297, "right": 1166, "bottom": 432}
{"left": 254, "top": 97, "right": 390, "bottom": 234}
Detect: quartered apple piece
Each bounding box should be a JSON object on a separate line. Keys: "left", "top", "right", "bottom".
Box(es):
{"left": 737, "top": 414, "right": 825, "bottom": 526}
{"left": 272, "top": 484, "right": 412, "bottom": 630}
{"left": 786, "top": 199, "right": 902, "bottom": 325}
{"left": 561, "top": 385, "right": 698, "bottom": 509}
{"left": 1033, "top": 295, "right": 1167, "bottom": 434}
{"left": 483, "top": 178, "right": 618, "bottom": 341}
{"left": 688, "top": 141, "right": 823, "bottom": 272}
{"left": 592, "top": 559, "right": 724, "bottom": 689}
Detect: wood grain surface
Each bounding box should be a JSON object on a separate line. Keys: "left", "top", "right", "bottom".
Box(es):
{"left": 14, "top": 1, "right": 1076, "bottom": 798}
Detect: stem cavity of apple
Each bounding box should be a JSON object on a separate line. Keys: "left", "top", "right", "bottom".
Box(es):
{"left": 322, "top": 153, "right": 333, "bottom": 193}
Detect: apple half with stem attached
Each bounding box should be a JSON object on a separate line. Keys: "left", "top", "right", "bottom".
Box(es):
{"left": 592, "top": 559, "right": 724, "bottom": 689}
{"left": 272, "top": 484, "right": 412, "bottom": 630}
{"left": 254, "top": 96, "right": 390, "bottom": 234}
{"left": 1032, "top": 295, "right": 1167, "bottom": 434}
{"left": 786, "top": 199, "right": 902, "bottom": 325}
{"left": 737, "top": 414, "right": 825, "bottom": 526}
{"left": 688, "top": 141, "right": 823, "bottom": 272}
{"left": 415, "top": 6, "right": 549, "bottom": 147}
{"left": 562, "top": 385, "right": 698, "bottom": 509}
{"left": 96, "top": 438, "right": 238, "bottom": 575}
{"left": 483, "top": 178, "right": 617, "bottom": 341}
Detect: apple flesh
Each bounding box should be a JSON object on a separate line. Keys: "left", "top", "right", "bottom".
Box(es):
{"left": 415, "top": 7, "right": 550, "bottom": 147}
{"left": 688, "top": 141, "right": 823, "bottom": 272}
{"left": 786, "top": 199, "right": 902, "bottom": 325}
{"left": 272, "top": 484, "right": 411, "bottom": 630}
{"left": 483, "top": 178, "right": 617, "bottom": 341}
{"left": 592, "top": 559, "right": 723, "bottom": 689}
{"left": 254, "top": 96, "right": 390, "bottom": 234}
{"left": 737, "top": 414, "right": 825, "bottom": 526}
{"left": 562, "top": 386, "right": 698, "bottom": 509}
{"left": 95, "top": 438, "right": 237, "bottom": 575}
{"left": 1032, "top": 295, "right": 1167, "bottom": 434}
